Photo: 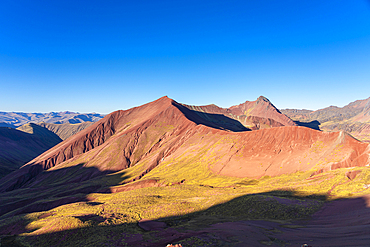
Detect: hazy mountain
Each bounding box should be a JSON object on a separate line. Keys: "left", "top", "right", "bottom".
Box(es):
{"left": 281, "top": 97, "right": 370, "bottom": 142}
{"left": 0, "top": 111, "right": 105, "bottom": 127}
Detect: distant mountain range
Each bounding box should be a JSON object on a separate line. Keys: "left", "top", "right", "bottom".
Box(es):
{"left": 0, "top": 111, "right": 105, "bottom": 128}
{"left": 281, "top": 97, "right": 370, "bottom": 142}
{"left": 0, "top": 112, "right": 103, "bottom": 178}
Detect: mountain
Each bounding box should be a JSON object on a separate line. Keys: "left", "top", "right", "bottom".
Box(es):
{"left": 0, "top": 111, "right": 105, "bottom": 127}
{"left": 281, "top": 97, "right": 370, "bottom": 142}
{"left": 182, "top": 96, "right": 296, "bottom": 130}
{"left": 0, "top": 122, "right": 96, "bottom": 179}
{"left": 1, "top": 96, "right": 368, "bottom": 192}
{"left": 0, "top": 96, "right": 369, "bottom": 246}
{"left": 0, "top": 124, "right": 62, "bottom": 179}
{"left": 36, "top": 122, "right": 95, "bottom": 140}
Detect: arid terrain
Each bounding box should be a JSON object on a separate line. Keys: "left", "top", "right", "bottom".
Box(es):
{"left": 1, "top": 96, "right": 370, "bottom": 246}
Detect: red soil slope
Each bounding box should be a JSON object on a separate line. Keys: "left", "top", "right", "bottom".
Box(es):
{"left": 1, "top": 96, "right": 369, "bottom": 192}
{"left": 204, "top": 127, "right": 369, "bottom": 178}
{"left": 0, "top": 97, "right": 197, "bottom": 191}
{"left": 182, "top": 96, "right": 296, "bottom": 130}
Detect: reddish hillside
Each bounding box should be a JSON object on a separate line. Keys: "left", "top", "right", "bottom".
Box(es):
{"left": 204, "top": 127, "right": 369, "bottom": 178}
{"left": 182, "top": 96, "right": 296, "bottom": 130}
{"left": 1, "top": 96, "right": 369, "bottom": 193}
{"left": 229, "top": 96, "right": 296, "bottom": 126}
{"left": 0, "top": 97, "right": 197, "bottom": 191}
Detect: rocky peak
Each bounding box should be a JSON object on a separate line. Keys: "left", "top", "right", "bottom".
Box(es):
{"left": 256, "top": 96, "right": 271, "bottom": 104}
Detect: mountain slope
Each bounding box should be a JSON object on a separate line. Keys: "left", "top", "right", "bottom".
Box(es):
{"left": 0, "top": 124, "right": 62, "bottom": 179}
{"left": 282, "top": 97, "right": 370, "bottom": 142}
{"left": 0, "top": 96, "right": 195, "bottom": 191}
{"left": 182, "top": 96, "right": 296, "bottom": 130}
{"left": 36, "top": 122, "right": 95, "bottom": 140}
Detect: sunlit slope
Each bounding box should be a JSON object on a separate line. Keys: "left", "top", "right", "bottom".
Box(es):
{"left": 2, "top": 164, "right": 370, "bottom": 246}
{"left": 0, "top": 96, "right": 197, "bottom": 192}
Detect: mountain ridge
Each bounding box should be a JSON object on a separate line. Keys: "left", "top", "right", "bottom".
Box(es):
{"left": 281, "top": 97, "right": 370, "bottom": 142}
{"left": 0, "top": 111, "right": 105, "bottom": 128}
{"left": 1, "top": 96, "right": 370, "bottom": 246}
{"left": 1, "top": 96, "right": 368, "bottom": 193}
{"left": 182, "top": 95, "right": 296, "bottom": 130}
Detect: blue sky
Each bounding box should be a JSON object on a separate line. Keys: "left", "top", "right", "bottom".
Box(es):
{"left": 1, "top": 0, "right": 370, "bottom": 113}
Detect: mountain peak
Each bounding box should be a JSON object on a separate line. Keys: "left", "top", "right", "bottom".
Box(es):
{"left": 256, "top": 96, "right": 270, "bottom": 104}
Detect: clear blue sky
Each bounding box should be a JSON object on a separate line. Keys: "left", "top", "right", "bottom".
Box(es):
{"left": 1, "top": 0, "right": 370, "bottom": 113}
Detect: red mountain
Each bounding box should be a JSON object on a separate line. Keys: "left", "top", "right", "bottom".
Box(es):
{"left": 1, "top": 96, "right": 368, "bottom": 193}
{"left": 182, "top": 96, "right": 296, "bottom": 130}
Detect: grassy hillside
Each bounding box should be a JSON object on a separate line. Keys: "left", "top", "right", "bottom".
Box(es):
{"left": 1, "top": 162, "right": 370, "bottom": 246}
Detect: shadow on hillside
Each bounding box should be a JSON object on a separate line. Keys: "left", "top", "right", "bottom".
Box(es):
{"left": 0, "top": 126, "right": 62, "bottom": 179}
{"left": 0, "top": 123, "right": 15, "bottom": 128}
{"left": 2, "top": 188, "right": 370, "bottom": 246}
{"left": 294, "top": 120, "right": 321, "bottom": 130}
{"left": 0, "top": 163, "right": 129, "bottom": 219}
{"left": 175, "top": 104, "right": 250, "bottom": 132}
